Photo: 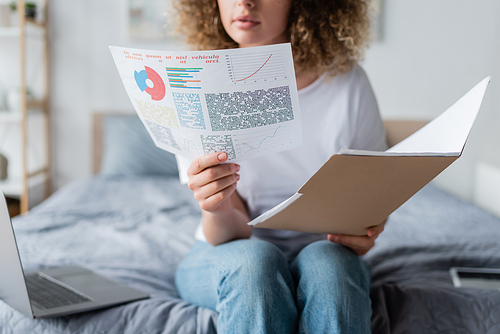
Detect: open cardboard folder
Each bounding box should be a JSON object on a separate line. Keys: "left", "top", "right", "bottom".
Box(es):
{"left": 248, "top": 77, "right": 491, "bottom": 236}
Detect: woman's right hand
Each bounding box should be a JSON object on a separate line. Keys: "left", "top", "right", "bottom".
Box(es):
{"left": 187, "top": 152, "right": 240, "bottom": 213}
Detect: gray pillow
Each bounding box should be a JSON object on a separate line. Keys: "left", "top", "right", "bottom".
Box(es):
{"left": 100, "top": 115, "right": 179, "bottom": 177}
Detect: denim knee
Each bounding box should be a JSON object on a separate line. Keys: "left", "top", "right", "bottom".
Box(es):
{"left": 216, "top": 239, "right": 298, "bottom": 334}
{"left": 291, "top": 241, "right": 372, "bottom": 334}
{"left": 219, "top": 239, "right": 291, "bottom": 286}
{"left": 291, "top": 240, "right": 371, "bottom": 291}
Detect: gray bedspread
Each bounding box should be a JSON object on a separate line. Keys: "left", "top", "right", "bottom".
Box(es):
{"left": 365, "top": 185, "right": 500, "bottom": 333}
{"left": 1, "top": 176, "right": 217, "bottom": 334}
{"left": 1, "top": 175, "right": 499, "bottom": 333}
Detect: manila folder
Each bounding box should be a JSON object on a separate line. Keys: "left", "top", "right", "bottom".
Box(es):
{"left": 248, "top": 76, "right": 490, "bottom": 236}
{"left": 250, "top": 154, "right": 457, "bottom": 236}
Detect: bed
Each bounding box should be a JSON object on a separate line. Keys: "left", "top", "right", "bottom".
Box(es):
{"left": 1, "top": 114, "right": 499, "bottom": 333}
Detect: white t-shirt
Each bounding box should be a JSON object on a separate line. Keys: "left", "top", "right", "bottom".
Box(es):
{"left": 177, "top": 64, "right": 387, "bottom": 260}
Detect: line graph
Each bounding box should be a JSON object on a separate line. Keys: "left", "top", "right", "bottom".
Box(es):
{"left": 226, "top": 51, "right": 288, "bottom": 85}
{"left": 243, "top": 126, "right": 281, "bottom": 154}
{"left": 182, "top": 139, "right": 201, "bottom": 155}
{"left": 235, "top": 125, "right": 292, "bottom": 157}
{"left": 173, "top": 135, "right": 202, "bottom": 156}
{"left": 236, "top": 54, "right": 272, "bottom": 82}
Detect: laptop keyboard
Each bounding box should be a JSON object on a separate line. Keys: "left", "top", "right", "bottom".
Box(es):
{"left": 25, "top": 273, "right": 93, "bottom": 309}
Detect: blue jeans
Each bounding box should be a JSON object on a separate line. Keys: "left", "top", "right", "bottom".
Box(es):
{"left": 175, "top": 239, "right": 371, "bottom": 334}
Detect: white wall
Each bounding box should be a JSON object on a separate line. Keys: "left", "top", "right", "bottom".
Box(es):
{"left": 50, "top": 0, "right": 184, "bottom": 188}
{"left": 49, "top": 0, "right": 500, "bottom": 202}
{"left": 363, "top": 0, "right": 500, "bottom": 201}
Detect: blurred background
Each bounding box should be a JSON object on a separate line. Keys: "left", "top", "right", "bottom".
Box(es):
{"left": 0, "top": 0, "right": 498, "bottom": 217}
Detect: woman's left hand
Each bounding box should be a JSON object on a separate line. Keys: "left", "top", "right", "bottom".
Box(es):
{"left": 327, "top": 219, "right": 387, "bottom": 256}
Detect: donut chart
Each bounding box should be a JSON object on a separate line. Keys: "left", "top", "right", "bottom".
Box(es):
{"left": 134, "top": 66, "right": 166, "bottom": 101}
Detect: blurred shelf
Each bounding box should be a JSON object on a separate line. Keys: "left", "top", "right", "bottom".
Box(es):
{"left": 0, "top": 108, "right": 45, "bottom": 123}
{"left": 0, "top": 173, "right": 47, "bottom": 198}
{"left": 0, "top": 27, "right": 19, "bottom": 37}
{"left": 26, "top": 18, "right": 47, "bottom": 29}
{"left": 0, "top": 178, "right": 23, "bottom": 197}
{"left": 0, "top": 112, "right": 22, "bottom": 122}
{"left": 27, "top": 99, "right": 46, "bottom": 110}
{"left": 0, "top": 21, "right": 46, "bottom": 38}
{"left": 1, "top": 0, "right": 51, "bottom": 213}
{"left": 6, "top": 196, "right": 20, "bottom": 218}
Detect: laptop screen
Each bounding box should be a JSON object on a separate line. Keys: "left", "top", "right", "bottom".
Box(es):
{"left": 0, "top": 192, "right": 33, "bottom": 318}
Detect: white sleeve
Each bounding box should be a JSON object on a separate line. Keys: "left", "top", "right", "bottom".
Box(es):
{"left": 349, "top": 66, "right": 388, "bottom": 152}
{"left": 176, "top": 155, "right": 208, "bottom": 242}
{"left": 175, "top": 155, "right": 193, "bottom": 184}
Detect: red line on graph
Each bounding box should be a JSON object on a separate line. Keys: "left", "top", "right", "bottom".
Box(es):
{"left": 236, "top": 54, "right": 273, "bottom": 82}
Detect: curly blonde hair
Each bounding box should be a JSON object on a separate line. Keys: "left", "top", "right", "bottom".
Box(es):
{"left": 172, "top": 0, "right": 371, "bottom": 76}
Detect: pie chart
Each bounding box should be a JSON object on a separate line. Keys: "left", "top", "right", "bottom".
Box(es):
{"left": 134, "top": 66, "right": 166, "bottom": 101}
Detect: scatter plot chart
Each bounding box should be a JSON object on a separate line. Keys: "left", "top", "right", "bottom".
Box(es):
{"left": 226, "top": 51, "right": 288, "bottom": 85}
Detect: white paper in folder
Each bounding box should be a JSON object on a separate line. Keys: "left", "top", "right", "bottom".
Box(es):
{"left": 387, "top": 76, "right": 491, "bottom": 155}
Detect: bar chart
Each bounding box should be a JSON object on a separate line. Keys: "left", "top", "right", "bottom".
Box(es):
{"left": 166, "top": 67, "right": 203, "bottom": 89}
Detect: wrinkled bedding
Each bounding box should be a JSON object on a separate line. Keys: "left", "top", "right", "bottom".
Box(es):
{"left": 366, "top": 185, "right": 500, "bottom": 333}
{"left": 1, "top": 175, "right": 499, "bottom": 334}
{"left": 1, "top": 175, "right": 217, "bottom": 334}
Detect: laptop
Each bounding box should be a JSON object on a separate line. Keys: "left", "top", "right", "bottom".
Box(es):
{"left": 0, "top": 192, "right": 149, "bottom": 318}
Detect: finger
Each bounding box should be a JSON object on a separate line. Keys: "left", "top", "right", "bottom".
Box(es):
{"left": 367, "top": 221, "right": 386, "bottom": 237}
{"left": 189, "top": 163, "right": 240, "bottom": 189}
{"left": 329, "top": 236, "right": 367, "bottom": 256}
{"left": 330, "top": 234, "right": 374, "bottom": 252}
{"left": 195, "top": 174, "right": 240, "bottom": 201}
{"left": 188, "top": 152, "right": 228, "bottom": 175}
{"left": 200, "top": 183, "right": 237, "bottom": 212}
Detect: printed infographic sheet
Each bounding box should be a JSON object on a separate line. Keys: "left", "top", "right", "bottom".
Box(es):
{"left": 109, "top": 43, "right": 303, "bottom": 162}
